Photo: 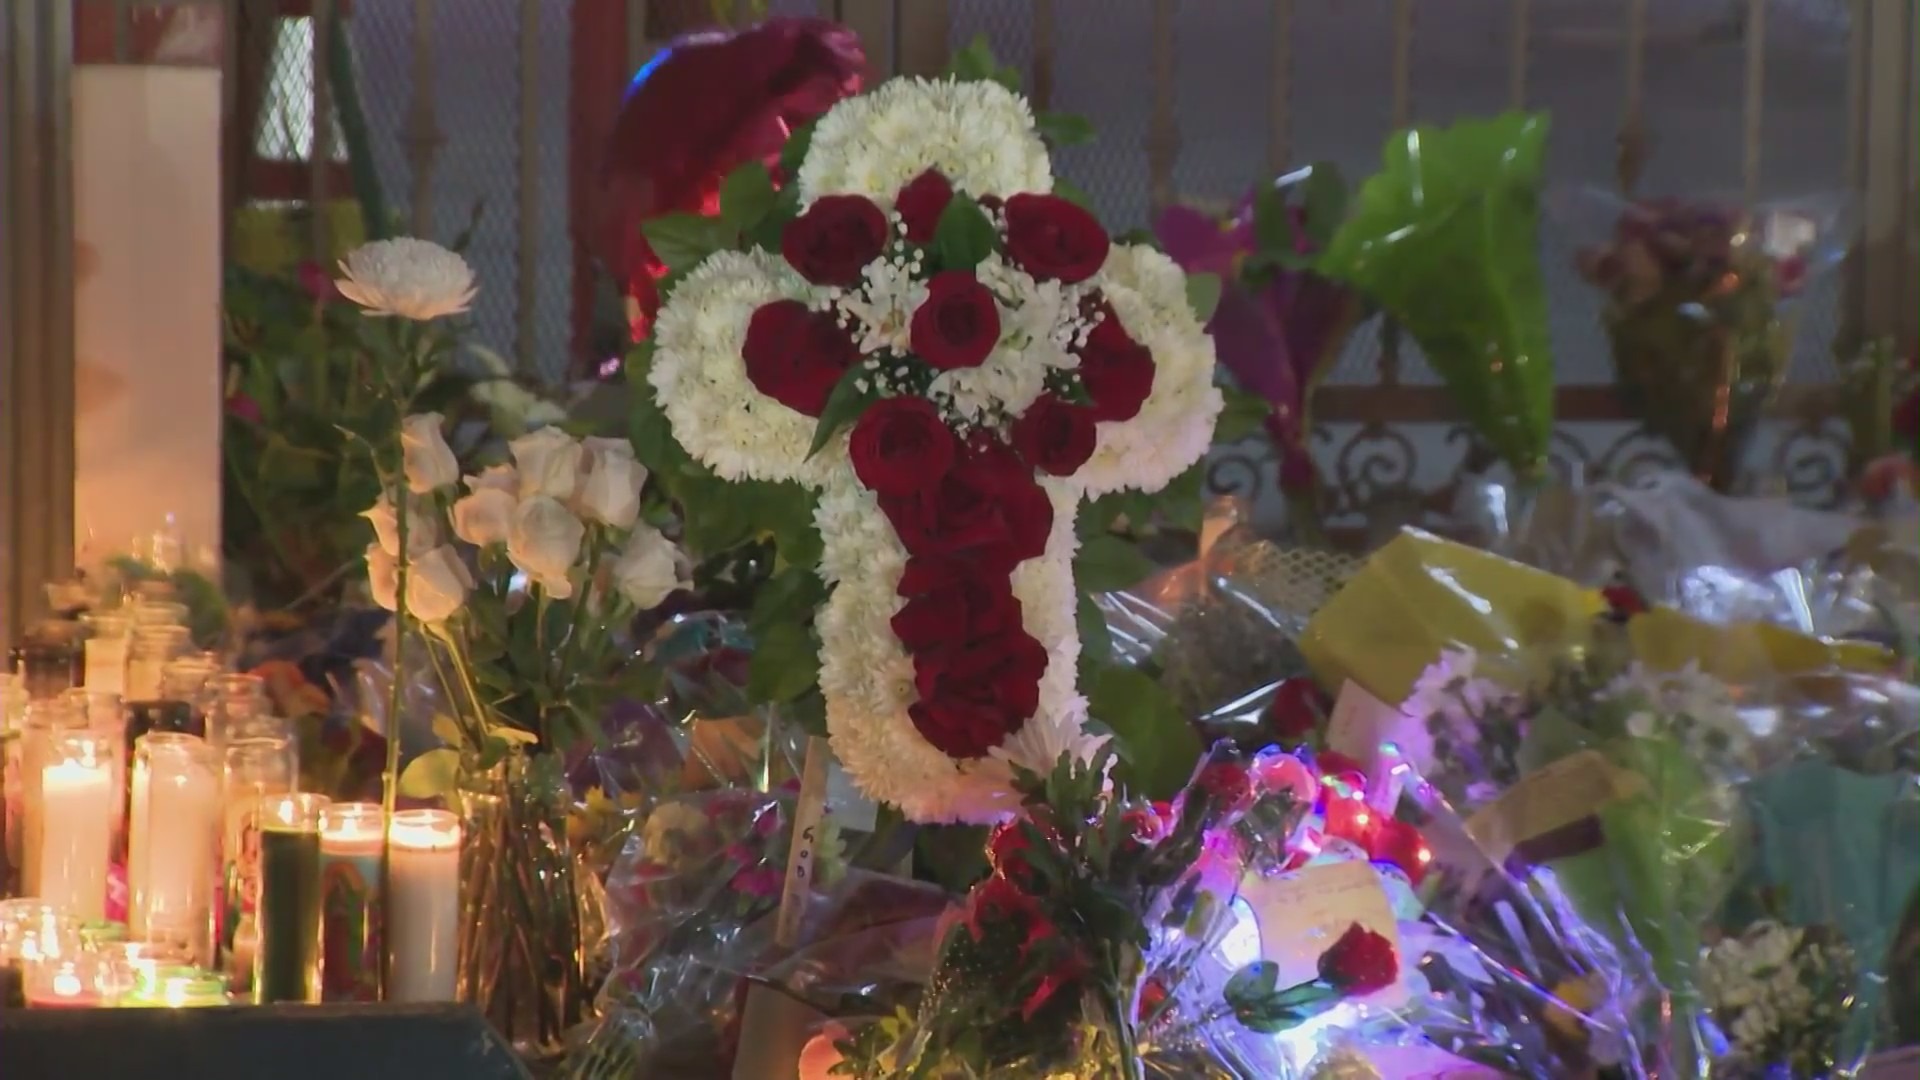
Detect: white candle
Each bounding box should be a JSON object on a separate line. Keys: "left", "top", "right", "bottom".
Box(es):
{"left": 386, "top": 810, "right": 461, "bottom": 1002}
{"left": 84, "top": 637, "right": 128, "bottom": 696}
{"left": 39, "top": 743, "right": 114, "bottom": 921}
{"left": 129, "top": 734, "right": 221, "bottom": 965}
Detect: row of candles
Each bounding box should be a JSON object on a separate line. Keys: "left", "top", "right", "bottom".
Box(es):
{"left": 3, "top": 593, "right": 462, "bottom": 1008}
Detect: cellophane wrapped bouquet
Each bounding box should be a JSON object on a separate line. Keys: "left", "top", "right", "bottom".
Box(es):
{"left": 1305, "top": 527, "right": 1919, "bottom": 1077}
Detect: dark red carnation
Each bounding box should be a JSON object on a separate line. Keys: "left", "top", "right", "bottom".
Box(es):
{"left": 910, "top": 271, "right": 1001, "bottom": 371}
{"left": 599, "top": 19, "right": 865, "bottom": 340}
{"left": 1264, "top": 677, "right": 1328, "bottom": 743}
{"left": 1076, "top": 302, "right": 1156, "bottom": 422}
{"left": 1367, "top": 817, "right": 1432, "bottom": 887}
{"left": 1002, "top": 193, "right": 1109, "bottom": 284}
{"left": 1316, "top": 922, "right": 1399, "bottom": 995}
{"left": 891, "top": 565, "right": 1023, "bottom": 654}
{"left": 848, "top": 396, "right": 955, "bottom": 497}
{"left": 782, "top": 194, "right": 888, "bottom": 286}
{"left": 1011, "top": 394, "right": 1098, "bottom": 476}
{"left": 895, "top": 169, "right": 954, "bottom": 245}
{"left": 740, "top": 299, "right": 857, "bottom": 416}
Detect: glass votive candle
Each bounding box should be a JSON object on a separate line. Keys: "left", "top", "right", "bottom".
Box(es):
{"left": 128, "top": 600, "right": 188, "bottom": 629}
{"left": 254, "top": 793, "right": 327, "bottom": 1004}
{"left": 319, "top": 802, "right": 384, "bottom": 1001}
{"left": 128, "top": 733, "right": 221, "bottom": 965}
{"left": 387, "top": 809, "right": 462, "bottom": 1002}
{"left": 37, "top": 731, "right": 116, "bottom": 921}
{"left": 23, "top": 948, "right": 114, "bottom": 1009}
{"left": 220, "top": 735, "right": 297, "bottom": 988}
{"left": 80, "top": 612, "right": 133, "bottom": 696}
{"left": 11, "top": 620, "right": 84, "bottom": 700}
{"left": 0, "top": 901, "right": 83, "bottom": 1008}
{"left": 18, "top": 698, "right": 87, "bottom": 896}
{"left": 124, "top": 626, "right": 191, "bottom": 702}
{"left": 206, "top": 673, "right": 268, "bottom": 749}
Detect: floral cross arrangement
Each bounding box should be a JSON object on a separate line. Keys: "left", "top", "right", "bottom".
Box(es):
{"left": 634, "top": 74, "right": 1221, "bottom": 822}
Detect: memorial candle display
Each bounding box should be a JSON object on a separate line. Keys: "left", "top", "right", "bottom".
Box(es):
{"left": 19, "top": 698, "right": 86, "bottom": 896}
{"left": 387, "top": 809, "right": 460, "bottom": 1002}
{"left": 220, "top": 735, "right": 296, "bottom": 988}
{"left": 128, "top": 732, "right": 221, "bottom": 964}
{"left": 254, "top": 792, "right": 326, "bottom": 1004}
{"left": 38, "top": 731, "right": 115, "bottom": 920}
{"left": 319, "top": 802, "right": 383, "bottom": 1001}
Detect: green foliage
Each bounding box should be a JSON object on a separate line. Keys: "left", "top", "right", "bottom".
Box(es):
{"left": 1214, "top": 385, "right": 1273, "bottom": 444}
{"left": 934, "top": 195, "right": 997, "bottom": 269}
{"left": 719, "top": 161, "right": 778, "bottom": 235}
{"left": 1074, "top": 534, "right": 1157, "bottom": 593}
{"left": 944, "top": 34, "right": 1022, "bottom": 91}
{"left": 1085, "top": 666, "right": 1200, "bottom": 801}
{"left": 1318, "top": 112, "right": 1555, "bottom": 477}
{"left": 1184, "top": 271, "right": 1223, "bottom": 322}
{"left": 1222, "top": 961, "right": 1339, "bottom": 1033}
{"left": 810, "top": 369, "right": 878, "bottom": 458}
{"left": 641, "top": 212, "right": 733, "bottom": 272}
{"left": 398, "top": 747, "right": 461, "bottom": 799}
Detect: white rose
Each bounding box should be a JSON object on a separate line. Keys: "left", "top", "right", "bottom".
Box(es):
{"left": 366, "top": 543, "right": 398, "bottom": 611}
{"left": 452, "top": 488, "right": 516, "bottom": 547}
{"left": 466, "top": 462, "right": 518, "bottom": 495}
{"left": 406, "top": 544, "right": 473, "bottom": 624}
{"left": 509, "top": 427, "right": 583, "bottom": 501}
{"left": 507, "top": 495, "right": 586, "bottom": 599}
{"left": 400, "top": 412, "right": 460, "bottom": 493}
{"left": 576, "top": 442, "right": 646, "bottom": 529}
{"left": 334, "top": 237, "right": 476, "bottom": 321}
{"left": 612, "top": 523, "right": 688, "bottom": 610}
{"left": 362, "top": 493, "right": 441, "bottom": 557}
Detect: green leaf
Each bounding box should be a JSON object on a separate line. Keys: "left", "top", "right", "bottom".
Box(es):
{"left": 1184, "top": 271, "right": 1223, "bottom": 323}
{"left": 1298, "top": 161, "right": 1349, "bottom": 249}
{"left": 1215, "top": 384, "right": 1272, "bottom": 444}
{"left": 1225, "top": 960, "right": 1280, "bottom": 1001}
{"left": 751, "top": 566, "right": 827, "bottom": 634}
{"left": 779, "top": 121, "right": 815, "bottom": 178}
{"left": 1074, "top": 534, "right": 1157, "bottom": 592}
{"left": 747, "top": 620, "right": 819, "bottom": 705}
{"left": 933, "top": 196, "right": 996, "bottom": 269}
{"left": 943, "top": 34, "right": 1021, "bottom": 91}
{"left": 809, "top": 368, "right": 876, "bottom": 458}
{"left": 719, "top": 162, "right": 778, "bottom": 235}
{"left": 641, "top": 212, "right": 731, "bottom": 272}
{"left": 1318, "top": 112, "right": 1554, "bottom": 477}
{"left": 430, "top": 713, "right": 465, "bottom": 749}
{"left": 398, "top": 748, "right": 461, "bottom": 799}
{"left": 488, "top": 725, "right": 540, "bottom": 746}
{"left": 1037, "top": 111, "right": 1096, "bottom": 148}
{"left": 1087, "top": 665, "right": 1201, "bottom": 801}
{"left": 747, "top": 187, "right": 800, "bottom": 253}
{"left": 1158, "top": 462, "right": 1207, "bottom": 533}
{"left": 1076, "top": 592, "right": 1112, "bottom": 669}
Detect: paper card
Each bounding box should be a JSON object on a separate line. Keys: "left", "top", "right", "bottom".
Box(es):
{"left": 1238, "top": 859, "right": 1408, "bottom": 1008}
{"left": 826, "top": 757, "right": 879, "bottom": 833}
{"left": 1326, "top": 680, "right": 1429, "bottom": 808}
{"left": 1465, "top": 750, "right": 1645, "bottom": 865}
{"left": 730, "top": 983, "right": 830, "bottom": 1080}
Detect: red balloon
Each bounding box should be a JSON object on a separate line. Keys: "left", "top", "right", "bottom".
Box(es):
{"left": 600, "top": 18, "right": 865, "bottom": 342}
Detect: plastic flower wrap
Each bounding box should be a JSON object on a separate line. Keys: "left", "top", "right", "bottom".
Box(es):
{"left": 1561, "top": 189, "right": 1849, "bottom": 489}
{"left": 1154, "top": 166, "right": 1367, "bottom": 513}
{"left": 1317, "top": 113, "right": 1555, "bottom": 481}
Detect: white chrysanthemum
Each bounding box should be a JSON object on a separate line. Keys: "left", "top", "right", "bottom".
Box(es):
{"left": 815, "top": 468, "right": 1097, "bottom": 823}
{"left": 648, "top": 249, "right": 836, "bottom": 485}
{"left": 797, "top": 77, "right": 1052, "bottom": 205}
{"left": 335, "top": 237, "right": 476, "bottom": 321}
{"left": 1076, "top": 244, "right": 1222, "bottom": 497}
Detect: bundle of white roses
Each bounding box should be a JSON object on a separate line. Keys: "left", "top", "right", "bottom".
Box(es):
{"left": 363, "top": 414, "right": 690, "bottom": 757}
{"left": 643, "top": 75, "right": 1220, "bottom": 821}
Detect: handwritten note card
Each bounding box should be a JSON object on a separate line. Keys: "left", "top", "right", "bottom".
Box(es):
{"left": 1238, "top": 859, "right": 1407, "bottom": 1008}
{"left": 1465, "top": 749, "right": 1645, "bottom": 865}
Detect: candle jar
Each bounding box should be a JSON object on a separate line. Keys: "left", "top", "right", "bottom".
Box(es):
{"left": 17, "top": 699, "right": 86, "bottom": 897}
{"left": 22, "top": 947, "right": 114, "bottom": 1008}
{"left": 388, "top": 809, "right": 461, "bottom": 1002}
{"left": 160, "top": 656, "right": 221, "bottom": 726}
{"left": 0, "top": 901, "right": 82, "bottom": 1008}
{"left": 124, "top": 626, "right": 190, "bottom": 702}
{"left": 128, "top": 733, "right": 221, "bottom": 965}
{"left": 64, "top": 689, "right": 129, "bottom": 849}
{"left": 254, "top": 793, "right": 327, "bottom": 1004}
{"left": 318, "top": 802, "right": 384, "bottom": 1002}
{"left": 128, "top": 598, "right": 188, "bottom": 628}
{"left": 37, "top": 732, "right": 115, "bottom": 921}
{"left": 11, "top": 620, "right": 84, "bottom": 699}
{"left": 80, "top": 612, "right": 132, "bottom": 696}
{"left": 206, "top": 673, "right": 269, "bottom": 749}
{"left": 220, "top": 735, "right": 297, "bottom": 989}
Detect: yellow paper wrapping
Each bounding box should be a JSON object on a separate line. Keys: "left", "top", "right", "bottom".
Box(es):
{"left": 1303, "top": 528, "right": 1893, "bottom": 707}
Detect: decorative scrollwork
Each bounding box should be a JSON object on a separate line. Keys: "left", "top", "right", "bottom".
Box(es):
{"left": 1771, "top": 416, "right": 1851, "bottom": 508}
{"left": 1595, "top": 426, "right": 1683, "bottom": 485}
{"left": 1204, "top": 436, "right": 1273, "bottom": 501}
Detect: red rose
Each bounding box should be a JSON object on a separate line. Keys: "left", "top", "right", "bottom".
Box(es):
{"left": 1601, "top": 581, "right": 1648, "bottom": 618}
{"left": 1076, "top": 303, "right": 1156, "bottom": 422}
{"left": 891, "top": 564, "right": 1023, "bottom": 654}
{"left": 848, "top": 396, "right": 956, "bottom": 496}
{"left": 879, "top": 440, "right": 1052, "bottom": 570}
{"left": 1119, "top": 803, "right": 1168, "bottom": 850}
{"left": 1264, "top": 677, "right": 1328, "bottom": 743}
{"left": 1316, "top": 922, "right": 1399, "bottom": 995}
{"left": 1321, "top": 791, "right": 1377, "bottom": 850}
{"left": 965, "top": 872, "right": 1043, "bottom": 941}
{"left": 1002, "top": 193, "right": 1110, "bottom": 284}
{"left": 909, "top": 632, "right": 1049, "bottom": 758}
{"left": 986, "top": 820, "right": 1036, "bottom": 883}
{"left": 1194, "top": 761, "right": 1253, "bottom": 807}
{"left": 1315, "top": 750, "right": 1366, "bottom": 780}
{"left": 895, "top": 169, "right": 953, "bottom": 245}
{"left": 1367, "top": 817, "right": 1432, "bottom": 887}
{"left": 910, "top": 271, "right": 1001, "bottom": 370}
{"left": 1011, "top": 394, "right": 1098, "bottom": 476}
{"left": 740, "top": 299, "right": 858, "bottom": 416}
{"left": 781, "top": 194, "right": 888, "bottom": 286}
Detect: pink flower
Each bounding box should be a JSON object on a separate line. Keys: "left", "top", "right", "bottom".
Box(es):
{"left": 225, "top": 391, "right": 263, "bottom": 425}
{"left": 296, "top": 260, "right": 340, "bottom": 303}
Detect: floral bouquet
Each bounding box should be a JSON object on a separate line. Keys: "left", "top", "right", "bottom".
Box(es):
{"left": 1566, "top": 191, "right": 1848, "bottom": 490}
{"left": 1155, "top": 166, "right": 1367, "bottom": 527}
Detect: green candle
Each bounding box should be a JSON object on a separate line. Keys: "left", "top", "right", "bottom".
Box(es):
{"left": 253, "top": 794, "right": 327, "bottom": 1004}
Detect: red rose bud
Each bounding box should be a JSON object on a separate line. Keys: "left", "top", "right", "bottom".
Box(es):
{"left": 1011, "top": 393, "right": 1098, "bottom": 476}
{"left": 849, "top": 396, "right": 956, "bottom": 497}
{"left": 895, "top": 169, "right": 954, "bottom": 245}
{"left": 1264, "top": 677, "right": 1327, "bottom": 743}
{"left": 1136, "top": 975, "right": 1169, "bottom": 1021}
{"left": 1321, "top": 791, "right": 1377, "bottom": 849}
{"left": 782, "top": 194, "right": 889, "bottom": 287}
{"left": 1367, "top": 817, "right": 1432, "bottom": 887}
{"left": 965, "top": 872, "right": 1042, "bottom": 940}
{"left": 296, "top": 260, "right": 340, "bottom": 303}
{"left": 1003, "top": 193, "right": 1110, "bottom": 284}
{"left": 1194, "top": 761, "right": 1254, "bottom": 809}
{"left": 1316, "top": 922, "right": 1399, "bottom": 995}
{"left": 1119, "top": 803, "right": 1169, "bottom": 850}
{"left": 740, "top": 299, "right": 859, "bottom": 416}
{"left": 910, "top": 270, "right": 1002, "bottom": 370}
{"left": 1601, "top": 581, "right": 1648, "bottom": 618}
{"left": 1076, "top": 302, "right": 1155, "bottom": 422}
{"left": 986, "top": 820, "right": 1036, "bottom": 883}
